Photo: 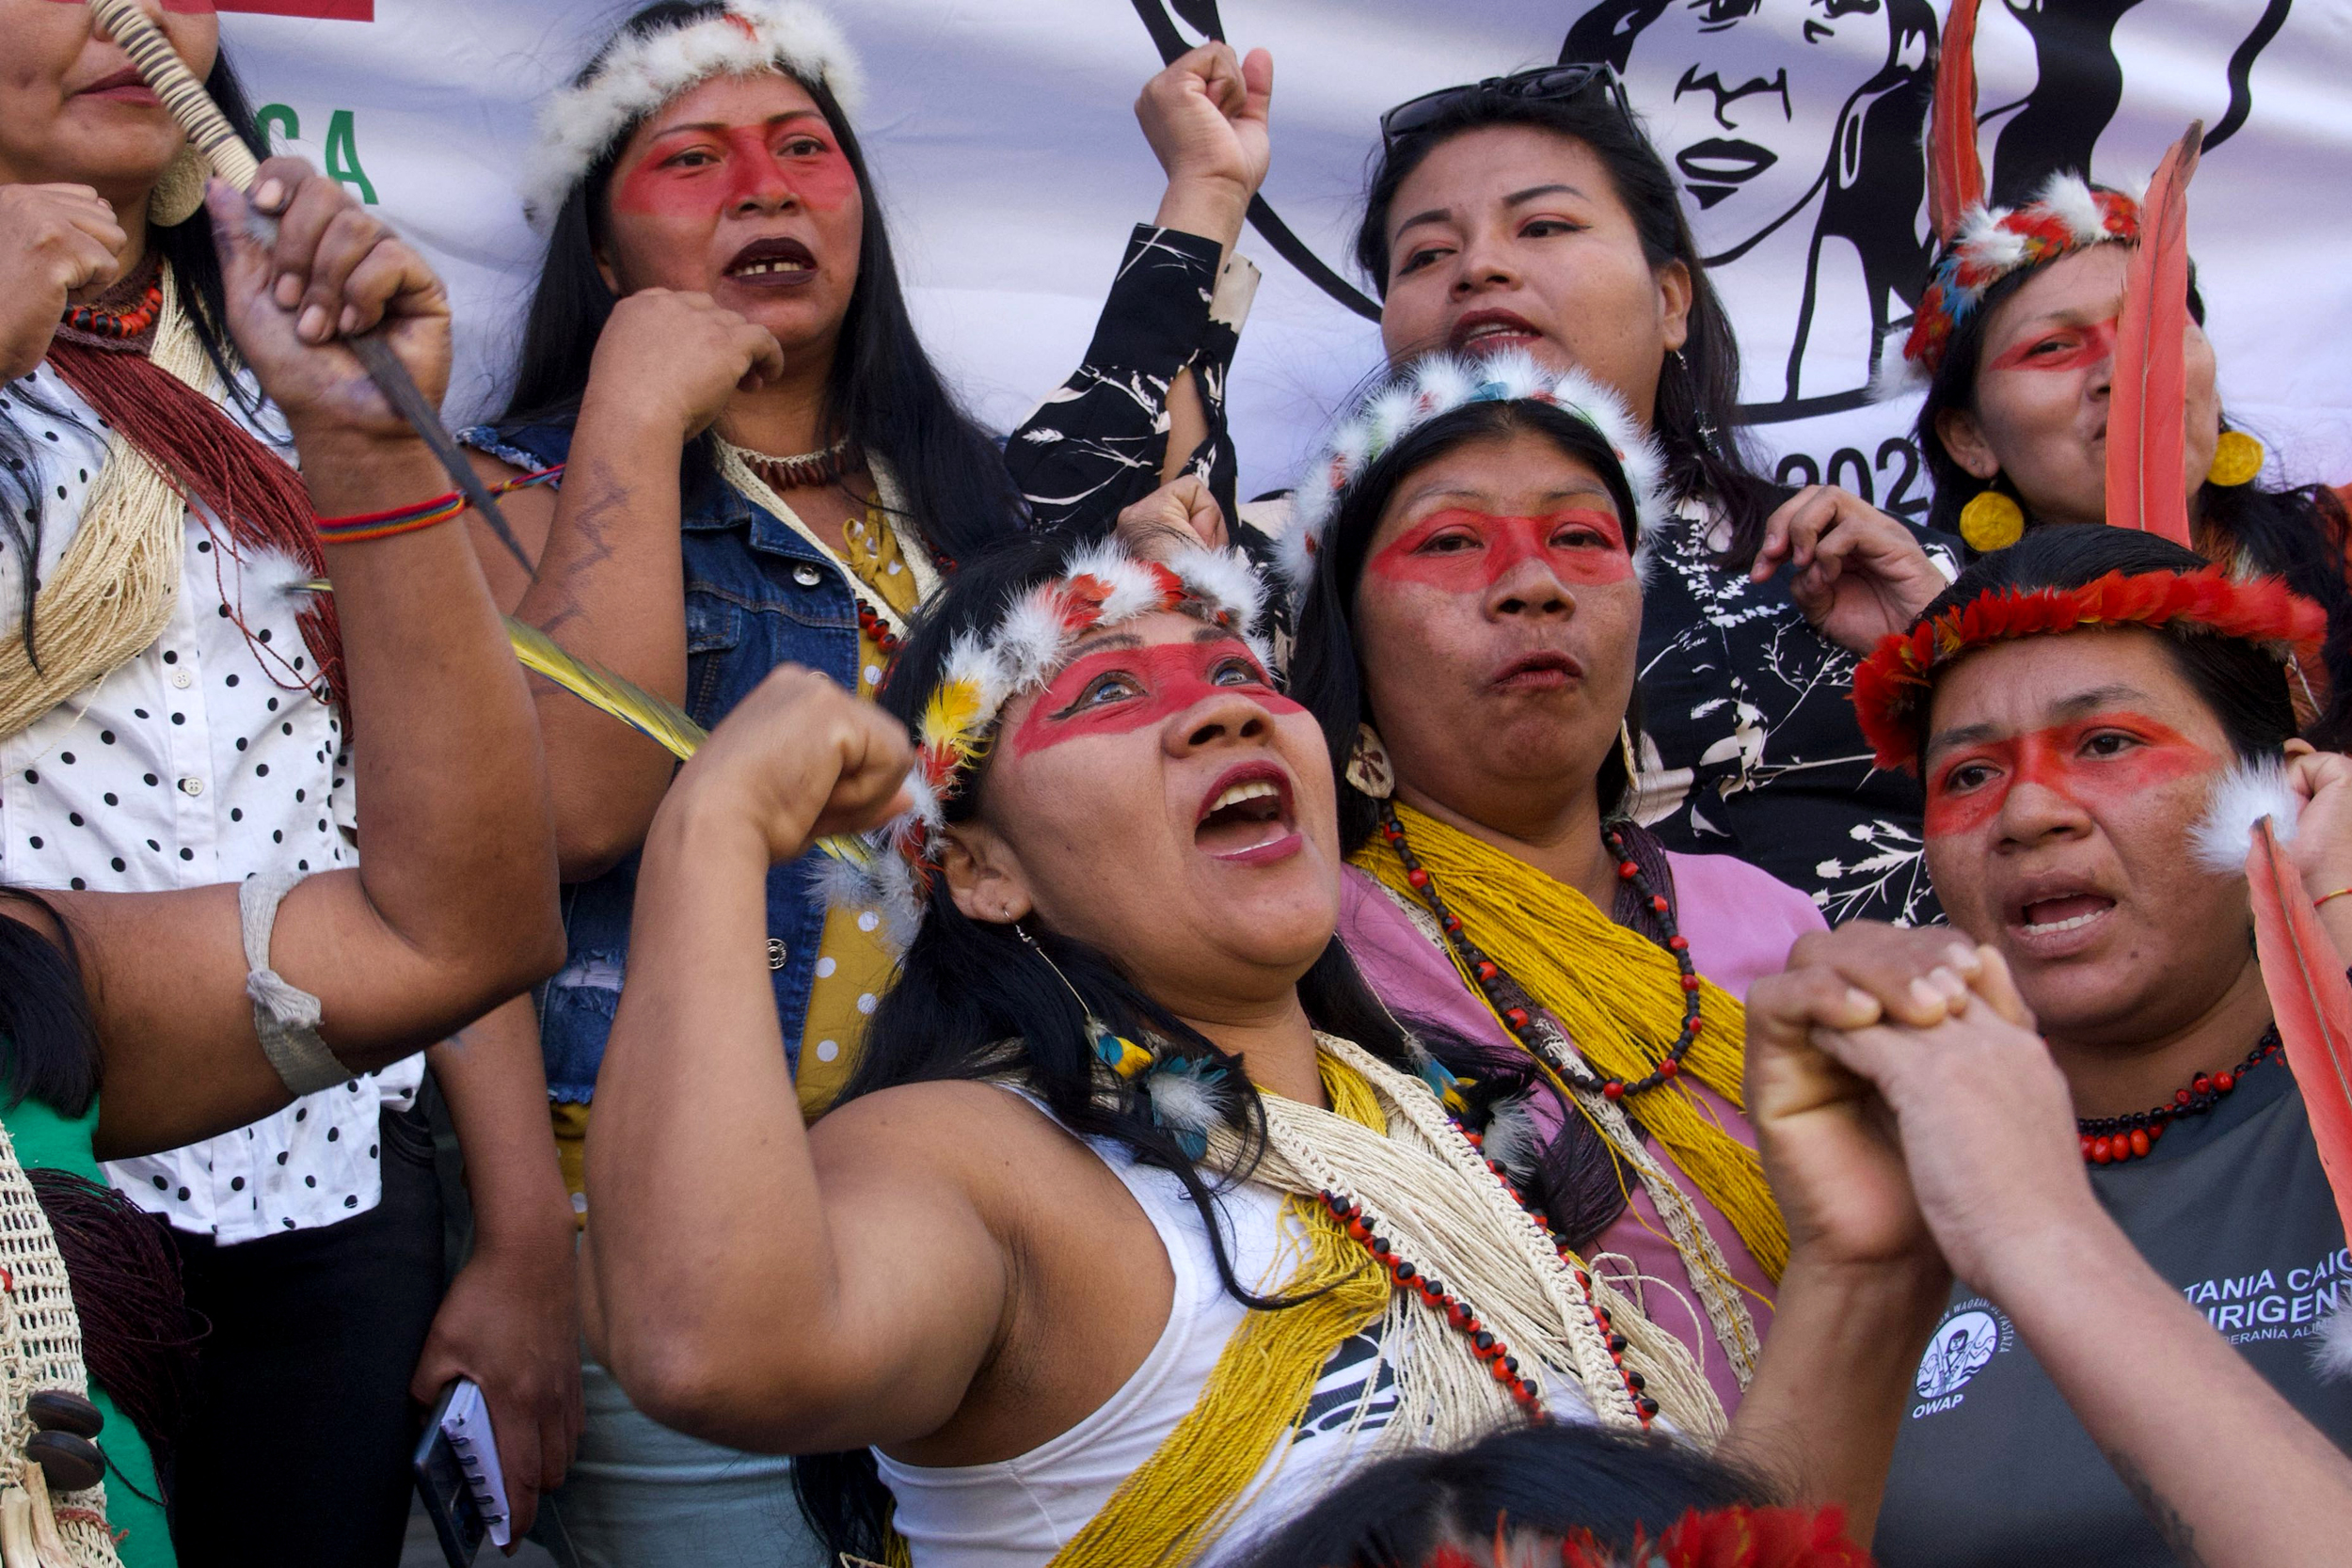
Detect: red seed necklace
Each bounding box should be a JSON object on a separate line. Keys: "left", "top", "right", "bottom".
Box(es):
{"left": 2077, "top": 1026, "right": 2280, "bottom": 1164}
{"left": 1376, "top": 803, "right": 1703, "bottom": 1102}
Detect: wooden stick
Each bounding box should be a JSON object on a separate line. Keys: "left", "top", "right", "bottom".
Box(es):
{"left": 84, "top": 0, "right": 538, "bottom": 577}
{"left": 88, "top": 0, "right": 261, "bottom": 191}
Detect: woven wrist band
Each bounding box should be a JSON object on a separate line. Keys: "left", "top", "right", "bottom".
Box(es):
{"left": 315, "top": 488, "right": 464, "bottom": 545}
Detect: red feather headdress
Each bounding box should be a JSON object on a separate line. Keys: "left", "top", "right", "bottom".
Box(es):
{"left": 1885, "top": 0, "right": 2143, "bottom": 389}
{"left": 1851, "top": 566, "right": 2327, "bottom": 771}
{"left": 2105, "top": 123, "right": 2203, "bottom": 548}
{"left": 1417, "top": 1504, "right": 1871, "bottom": 1568}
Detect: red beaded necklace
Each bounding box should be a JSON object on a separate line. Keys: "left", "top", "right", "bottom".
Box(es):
{"left": 2077, "top": 1026, "right": 2280, "bottom": 1164}
{"left": 743, "top": 437, "right": 853, "bottom": 492}
{"left": 1310, "top": 1116, "right": 1659, "bottom": 1427}
{"left": 61, "top": 279, "right": 163, "bottom": 341}
{"left": 1376, "top": 804, "right": 1704, "bottom": 1103}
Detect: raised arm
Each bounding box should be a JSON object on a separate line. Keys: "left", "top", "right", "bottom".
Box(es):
{"left": 489, "top": 292, "right": 783, "bottom": 880}
{"left": 1008, "top": 44, "right": 1269, "bottom": 537}
{"left": 581, "top": 666, "right": 1012, "bottom": 1453}
{"left": 6, "top": 160, "right": 564, "bottom": 1158}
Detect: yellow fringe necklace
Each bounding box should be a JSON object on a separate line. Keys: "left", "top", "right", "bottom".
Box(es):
{"left": 1041, "top": 1039, "right": 1717, "bottom": 1568}
{"left": 1353, "top": 802, "right": 1788, "bottom": 1283}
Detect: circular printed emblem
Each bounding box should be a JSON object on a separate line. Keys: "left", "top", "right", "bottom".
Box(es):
{"left": 1915, "top": 1308, "right": 2001, "bottom": 1400}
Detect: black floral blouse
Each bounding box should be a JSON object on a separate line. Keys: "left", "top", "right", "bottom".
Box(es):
{"left": 1003, "top": 228, "right": 1949, "bottom": 927}
{"left": 1633, "top": 502, "right": 1957, "bottom": 927}
{"left": 1005, "top": 225, "right": 1254, "bottom": 535}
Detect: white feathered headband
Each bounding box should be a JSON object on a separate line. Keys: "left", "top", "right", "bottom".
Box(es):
{"left": 1278, "top": 350, "right": 1668, "bottom": 603}
{"left": 524, "top": 0, "right": 866, "bottom": 228}
{"left": 817, "top": 538, "right": 1274, "bottom": 946}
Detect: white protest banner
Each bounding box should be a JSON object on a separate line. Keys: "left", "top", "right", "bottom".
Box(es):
{"left": 216, "top": 0, "right": 2352, "bottom": 513}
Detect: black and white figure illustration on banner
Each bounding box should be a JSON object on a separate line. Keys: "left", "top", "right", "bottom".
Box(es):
{"left": 1559, "top": 0, "right": 1937, "bottom": 425}
{"left": 1970, "top": 0, "right": 2289, "bottom": 206}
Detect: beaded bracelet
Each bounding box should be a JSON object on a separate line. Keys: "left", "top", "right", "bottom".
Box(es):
{"left": 314, "top": 489, "right": 465, "bottom": 545}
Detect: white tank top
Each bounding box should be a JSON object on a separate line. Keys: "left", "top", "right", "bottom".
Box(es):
{"left": 874, "top": 1094, "right": 1596, "bottom": 1568}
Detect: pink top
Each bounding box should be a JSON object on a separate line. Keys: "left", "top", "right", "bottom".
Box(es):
{"left": 1337, "top": 850, "right": 1825, "bottom": 1415}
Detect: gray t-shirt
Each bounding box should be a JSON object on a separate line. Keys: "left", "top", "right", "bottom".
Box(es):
{"left": 1874, "top": 1047, "right": 2352, "bottom": 1566}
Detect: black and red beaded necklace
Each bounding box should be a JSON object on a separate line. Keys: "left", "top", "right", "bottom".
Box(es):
{"left": 1310, "top": 1111, "right": 1659, "bottom": 1427}
{"left": 1375, "top": 802, "right": 1703, "bottom": 1105}
{"left": 61, "top": 277, "right": 163, "bottom": 342}
{"left": 2076, "top": 1026, "right": 2280, "bottom": 1165}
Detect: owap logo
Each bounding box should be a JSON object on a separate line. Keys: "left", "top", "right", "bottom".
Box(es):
{"left": 1910, "top": 1303, "right": 2011, "bottom": 1418}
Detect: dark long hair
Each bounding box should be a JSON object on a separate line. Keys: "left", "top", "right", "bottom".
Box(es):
{"left": 1353, "top": 87, "right": 1783, "bottom": 568}
{"left": 1907, "top": 526, "right": 2300, "bottom": 767}
{"left": 1913, "top": 236, "right": 2352, "bottom": 745}
{"left": 2, "top": 53, "right": 267, "bottom": 661}
{"left": 793, "top": 528, "right": 1625, "bottom": 1560}
{"left": 0, "top": 892, "right": 100, "bottom": 1117}
{"left": 1228, "top": 1419, "right": 1773, "bottom": 1568}
{"left": 490, "top": 0, "right": 1026, "bottom": 565}
{"left": 1286, "top": 398, "right": 1648, "bottom": 857}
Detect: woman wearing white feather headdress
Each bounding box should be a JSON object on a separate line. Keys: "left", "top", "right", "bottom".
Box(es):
{"left": 1822, "top": 521, "right": 2352, "bottom": 1565}
{"left": 1282, "top": 352, "right": 1823, "bottom": 1418}
{"left": 580, "top": 524, "right": 1970, "bottom": 1568}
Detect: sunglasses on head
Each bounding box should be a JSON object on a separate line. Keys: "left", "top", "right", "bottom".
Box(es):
{"left": 1378, "top": 63, "right": 1633, "bottom": 151}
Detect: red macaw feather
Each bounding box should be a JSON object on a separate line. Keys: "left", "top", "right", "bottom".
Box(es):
{"left": 2106, "top": 121, "right": 2202, "bottom": 547}
{"left": 1927, "top": 0, "right": 1987, "bottom": 243}
{"left": 2246, "top": 817, "right": 2352, "bottom": 1248}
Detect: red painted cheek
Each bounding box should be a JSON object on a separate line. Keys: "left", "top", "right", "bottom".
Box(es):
{"left": 1008, "top": 642, "right": 1302, "bottom": 759}
{"left": 1987, "top": 317, "right": 2117, "bottom": 374}
{"left": 1368, "top": 509, "right": 1631, "bottom": 595}
{"left": 1924, "top": 714, "right": 2217, "bottom": 838}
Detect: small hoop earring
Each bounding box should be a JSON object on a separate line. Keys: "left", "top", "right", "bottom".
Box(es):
{"left": 1344, "top": 723, "right": 1396, "bottom": 800}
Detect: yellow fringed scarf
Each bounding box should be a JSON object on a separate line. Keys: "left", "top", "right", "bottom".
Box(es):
{"left": 1045, "top": 1058, "right": 1391, "bottom": 1568}
{"left": 1353, "top": 802, "right": 1788, "bottom": 1282}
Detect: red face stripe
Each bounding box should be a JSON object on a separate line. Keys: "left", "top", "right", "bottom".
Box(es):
{"left": 43, "top": 0, "right": 222, "bottom": 11}
{"left": 1008, "top": 639, "right": 1299, "bottom": 759}
{"left": 1368, "top": 508, "right": 1631, "bottom": 595}
{"left": 612, "top": 116, "right": 856, "bottom": 218}
{"left": 1986, "top": 316, "right": 2117, "bottom": 375}
{"left": 1923, "top": 710, "right": 2217, "bottom": 837}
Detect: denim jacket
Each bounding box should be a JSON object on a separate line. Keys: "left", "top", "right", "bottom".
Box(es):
{"left": 462, "top": 421, "right": 862, "bottom": 1102}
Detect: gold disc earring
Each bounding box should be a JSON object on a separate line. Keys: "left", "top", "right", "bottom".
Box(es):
{"left": 1959, "top": 489, "right": 2026, "bottom": 552}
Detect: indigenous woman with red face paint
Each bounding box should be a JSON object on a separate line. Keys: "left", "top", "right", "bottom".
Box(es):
{"left": 0, "top": 4, "right": 578, "bottom": 1563}
{"left": 577, "top": 521, "right": 1956, "bottom": 1568}
{"left": 1893, "top": 9, "right": 2352, "bottom": 745}
{"left": 1280, "top": 354, "right": 1820, "bottom": 1418}
{"left": 454, "top": 1, "right": 1055, "bottom": 1557}
{"left": 1820, "top": 524, "right": 2352, "bottom": 1565}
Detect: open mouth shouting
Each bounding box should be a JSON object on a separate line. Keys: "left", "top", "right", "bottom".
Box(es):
{"left": 1196, "top": 762, "right": 1301, "bottom": 864}
{"left": 723, "top": 236, "right": 818, "bottom": 287}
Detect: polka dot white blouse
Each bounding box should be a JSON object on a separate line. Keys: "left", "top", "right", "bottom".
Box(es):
{"left": 0, "top": 367, "right": 422, "bottom": 1243}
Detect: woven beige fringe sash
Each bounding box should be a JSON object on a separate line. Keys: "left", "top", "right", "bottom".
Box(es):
{"left": 0, "top": 1119, "right": 123, "bottom": 1566}
{"left": 0, "top": 269, "right": 202, "bottom": 744}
